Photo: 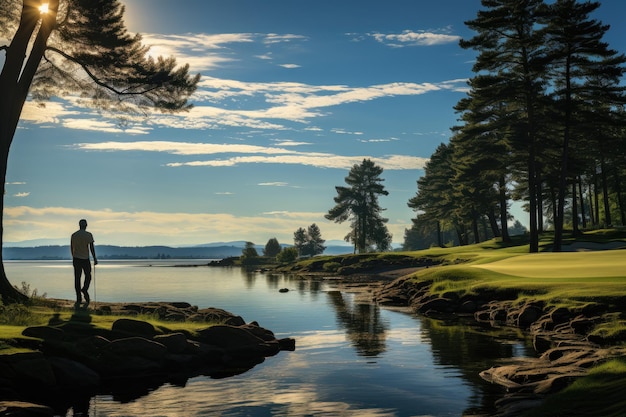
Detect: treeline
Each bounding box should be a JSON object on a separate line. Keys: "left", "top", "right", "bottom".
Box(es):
{"left": 405, "top": 0, "right": 626, "bottom": 252}
{"left": 2, "top": 245, "right": 244, "bottom": 260}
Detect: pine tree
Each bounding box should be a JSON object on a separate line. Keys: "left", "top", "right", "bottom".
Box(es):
{"left": 326, "top": 159, "right": 391, "bottom": 253}
{"left": 461, "top": 0, "right": 547, "bottom": 252}
{"left": 541, "top": 0, "right": 626, "bottom": 250}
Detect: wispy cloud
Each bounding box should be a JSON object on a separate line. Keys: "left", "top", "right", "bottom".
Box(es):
{"left": 368, "top": 29, "right": 461, "bottom": 47}
{"left": 2, "top": 206, "right": 356, "bottom": 246}
{"left": 72, "top": 140, "right": 428, "bottom": 171}
{"left": 258, "top": 182, "right": 289, "bottom": 187}
{"left": 13, "top": 192, "right": 30, "bottom": 198}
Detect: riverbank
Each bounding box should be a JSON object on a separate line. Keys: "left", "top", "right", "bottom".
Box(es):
{"left": 0, "top": 301, "right": 295, "bottom": 416}
{"left": 279, "top": 231, "right": 626, "bottom": 417}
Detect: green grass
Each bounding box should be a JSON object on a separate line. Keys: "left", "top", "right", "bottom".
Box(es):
{"left": 522, "top": 359, "right": 626, "bottom": 417}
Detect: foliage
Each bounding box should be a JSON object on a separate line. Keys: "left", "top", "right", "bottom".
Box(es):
{"left": 263, "top": 238, "right": 282, "bottom": 258}
{"left": 276, "top": 247, "right": 298, "bottom": 264}
{"left": 323, "top": 262, "right": 341, "bottom": 272}
{"left": 240, "top": 242, "right": 259, "bottom": 265}
{"left": 409, "top": 0, "right": 626, "bottom": 255}
{"left": 293, "top": 224, "right": 326, "bottom": 257}
{"left": 326, "top": 159, "right": 391, "bottom": 253}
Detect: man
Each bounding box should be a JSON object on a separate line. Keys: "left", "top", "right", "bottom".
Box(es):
{"left": 70, "top": 219, "right": 98, "bottom": 308}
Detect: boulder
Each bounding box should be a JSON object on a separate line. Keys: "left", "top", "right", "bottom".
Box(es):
{"left": 111, "top": 318, "right": 157, "bottom": 338}
{"left": 154, "top": 333, "right": 189, "bottom": 354}
{"left": 48, "top": 356, "right": 100, "bottom": 388}
{"left": 0, "top": 401, "right": 54, "bottom": 417}
{"left": 21, "top": 326, "right": 65, "bottom": 341}
{"left": 105, "top": 337, "right": 167, "bottom": 361}
{"left": 196, "top": 325, "right": 279, "bottom": 356}
{"left": 0, "top": 352, "right": 56, "bottom": 387}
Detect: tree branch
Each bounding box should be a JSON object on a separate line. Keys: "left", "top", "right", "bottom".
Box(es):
{"left": 45, "top": 45, "right": 162, "bottom": 97}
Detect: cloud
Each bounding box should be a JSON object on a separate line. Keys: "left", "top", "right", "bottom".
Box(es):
{"left": 2, "top": 206, "right": 353, "bottom": 246}
{"left": 142, "top": 33, "right": 256, "bottom": 71}
{"left": 279, "top": 64, "right": 301, "bottom": 69}
{"left": 13, "top": 192, "right": 30, "bottom": 198}
{"left": 258, "top": 182, "right": 289, "bottom": 187}
{"left": 73, "top": 140, "right": 428, "bottom": 171}
{"left": 272, "top": 140, "right": 312, "bottom": 146}
{"left": 167, "top": 153, "right": 428, "bottom": 170}
{"left": 369, "top": 29, "right": 461, "bottom": 47}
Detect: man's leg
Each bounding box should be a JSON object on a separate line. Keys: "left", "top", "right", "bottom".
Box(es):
{"left": 81, "top": 260, "right": 91, "bottom": 305}
{"left": 73, "top": 259, "right": 83, "bottom": 305}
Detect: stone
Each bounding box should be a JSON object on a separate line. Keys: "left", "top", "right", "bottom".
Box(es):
{"left": 0, "top": 352, "right": 56, "bottom": 387}
{"left": 106, "top": 337, "right": 167, "bottom": 361}
{"left": 154, "top": 333, "right": 189, "bottom": 354}
{"left": 111, "top": 318, "right": 157, "bottom": 338}
{"left": 48, "top": 356, "right": 100, "bottom": 388}
{"left": 21, "top": 326, "right": 64, "bottom": 341}
{"left": 0, "top": 401, "right": 54, "bottom": 416}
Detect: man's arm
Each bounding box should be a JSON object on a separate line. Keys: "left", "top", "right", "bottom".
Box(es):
{"left": 90, "top": 242, "right": 98, "bottom": 265}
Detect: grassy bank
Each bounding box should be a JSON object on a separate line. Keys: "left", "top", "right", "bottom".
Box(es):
{"left": 286, "top": 229, "right": 626, "bottom": 416}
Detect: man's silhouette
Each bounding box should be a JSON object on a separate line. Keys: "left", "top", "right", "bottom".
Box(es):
{"left": 70, "top": 219, "right": 98, "bottom": 309}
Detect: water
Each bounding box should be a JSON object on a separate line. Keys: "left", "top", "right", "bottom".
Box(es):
{"left": 5, "top": 260, "right": 535, "bottom": 417}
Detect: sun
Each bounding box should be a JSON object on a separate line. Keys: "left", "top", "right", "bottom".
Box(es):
{"left": 38, "top": 3, "right": 49, "bottom": 14}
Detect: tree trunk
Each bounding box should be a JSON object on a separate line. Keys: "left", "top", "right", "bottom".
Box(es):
{"left": 600, "top": 155, "right": 612, "bottom": 227}
{"left": 571, "top": 181, "right": 579, "bottom": 237}
{"left": 614, "top": 169, "right": 626, "bottom": 226}
{"left": 436, "top": 221, "right": 443, "bottom": 248}
{"left": 499, "top": 175, "right": 511, "bottom": 242}
{"left": 0, "top": 0, "right": 58, "bottom": 304}
{"left": 587, "top": 180, "right": 595, "bottom": 227}
{"left": 578, "top": 177, "right": 587, "bottom": 229}
{"left": 593, "top": 173, "right": 600, "bottom": 227}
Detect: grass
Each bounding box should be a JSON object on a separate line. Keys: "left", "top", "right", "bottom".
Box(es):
{"left": 522, "top": 359, "right": 626, "bottom": 417}
{"left": 0, "top": 302, "right": 221, "bottom": 355}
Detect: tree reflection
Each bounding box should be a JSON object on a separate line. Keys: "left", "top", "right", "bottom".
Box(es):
{"left": 419, "top": 317, "right": 535, "bottom": 415}
{"left": 326, "top": 290, "right": 388, "bottom": 357}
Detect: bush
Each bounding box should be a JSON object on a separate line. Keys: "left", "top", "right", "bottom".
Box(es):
{"left": 277, "top": 247, "right": 298, "bottom": 264}
{"left": 323, "top": 262, "right": 341, "bottom": 272}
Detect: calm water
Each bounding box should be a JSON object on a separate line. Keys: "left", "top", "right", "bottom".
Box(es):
{"left": 5, "top": 260, "right": 534, "bottom": 417}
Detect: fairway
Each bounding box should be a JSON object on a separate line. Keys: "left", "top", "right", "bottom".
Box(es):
{"left": 473, "top": 250, "right": 626, "bottom": 279}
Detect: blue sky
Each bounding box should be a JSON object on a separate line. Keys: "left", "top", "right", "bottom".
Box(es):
{"left": 4, "top": 0, "right": 626, "bottom": 247}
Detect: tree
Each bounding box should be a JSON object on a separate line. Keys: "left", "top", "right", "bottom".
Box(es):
{"left": 326, "top": 159, "right": 391, "bottom": 253}
{"left": 240, "top": 242, "right": 259, "bottom": 265}
{"left": 293, "top": 224, "right": 326, "bottom": 257}
{"left": 263, "top": 238, "right": 282, "bottom": 258}
{"left": 276, "top": 247, "right": 298, "bottom": 264}
{"left": 541, "top": 0, "right": 626, "bottom": 251}
{"left": 0, "top": 0, "right": 199, "bottom": 303}
{"left": 461, "top": 0, "right": 547, "bottom": 252}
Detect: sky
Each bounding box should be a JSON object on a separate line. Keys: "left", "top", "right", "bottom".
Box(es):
{"left": 4, "top": 0, "right": 626, "bottom": 248}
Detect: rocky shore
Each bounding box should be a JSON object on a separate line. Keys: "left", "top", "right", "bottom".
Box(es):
{"left": 374, "top": 274, "right": 626, "bottom": 417}
{"left": 0, "top": 301, "right": 295, "bottom": 417}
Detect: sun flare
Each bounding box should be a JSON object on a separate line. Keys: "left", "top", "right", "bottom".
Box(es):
{"left": 39, "top": 3, "right": 49, "bottom": 14}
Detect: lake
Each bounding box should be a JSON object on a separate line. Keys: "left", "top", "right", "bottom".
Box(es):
{"left": 4, "top": 260, "right": 534, "bottom": 417}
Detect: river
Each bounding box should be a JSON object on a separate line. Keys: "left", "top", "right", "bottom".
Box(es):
{"left": 4, "top": 260, "right": 535, "bottom": 417}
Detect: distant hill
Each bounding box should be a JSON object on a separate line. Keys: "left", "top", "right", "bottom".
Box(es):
{"left": 2, "top": 242, "right": 354, "bottom": 260}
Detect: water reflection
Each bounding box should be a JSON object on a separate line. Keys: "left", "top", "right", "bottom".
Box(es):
{"left": 327, "top": 290, "right": 388, "bottom": 357}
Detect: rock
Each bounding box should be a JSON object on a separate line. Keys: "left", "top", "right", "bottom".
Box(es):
{"left": 416, "top": 297, "right": 455, "bottom": 314}
{"left": 517, "top": 304, "right": 543, "bottom": 328}
{"left": 154, "top": 333, "right": 189, "bottom": 354}
{"left": 106, "top": 337, "right": 167, "bottom": 361}
{"left": 0, "top": 401, "right": 54, "bottom": 416}
{"left": 111, "top": 318, "right": 157, "bottom": 338}
{"left": 196, "top": 325, "right": 280, "bottom": 356}
{"left": 22, "top": 326, "right": 65, "bottom": 341}
{"left": 0, "top": 352, "right": 56, "bottom": 387}
{"left": 48, "top": 356, "right": 100, "bottom": 388}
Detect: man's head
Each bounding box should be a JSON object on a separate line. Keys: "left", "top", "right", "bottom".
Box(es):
{"left": 79, "top": 219, "right": 88, "bottom": 229}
